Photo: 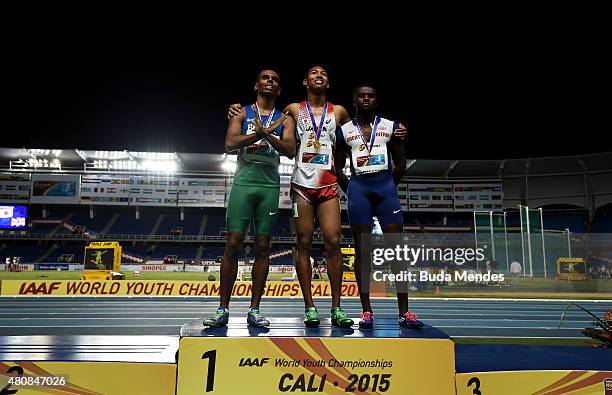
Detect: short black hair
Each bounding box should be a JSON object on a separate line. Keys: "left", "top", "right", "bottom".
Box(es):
{"left": 353, "top": 84, "right": 377, "bottom": 96}
{"left": 304, "top": 64, "right": 328, "bottom": 78}
{"left": 256, "top": 69, "right": 281, "bottom": 82}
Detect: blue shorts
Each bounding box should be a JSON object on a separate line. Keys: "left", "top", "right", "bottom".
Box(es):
{"left": 347, "top": 176, "right": 403, "bottom": 227}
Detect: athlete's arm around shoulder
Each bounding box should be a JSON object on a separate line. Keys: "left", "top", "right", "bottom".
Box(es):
{"left": 282, "top": 103, "right": 300, "bottom": 120}
{"left": 333, "top": 104, "right": 352, "bottom": 125}
{"left": 334, "top": 124, "right": 350, "bottom": 194}
{"left": 390, "top": 126, "right": 407, "bottom": 185}
{"left": 225, "top": 108, "right": 258, "bottom": 152}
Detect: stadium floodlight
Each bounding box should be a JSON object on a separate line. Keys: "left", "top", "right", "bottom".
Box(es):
{"left": 222, "top": 161, "right": 237, "bottom": 173}
{"left": 278, "top": 164, "right": 293, "bottom": 175}
{"left": 95, "top": 151, "right": 129, "bottom": 160}
{"left": 15, "top": 149, "right": 64, "bottom": 170}
{"left": 139, "top": 159, "right": 178, "bottom": 173}
{"left": 84, "top": 151, "right": 179, "bottom": 173}
{"left": 13, "top": 157, "right": 62, "bottom": 170}
{"left": 29, "top": 149, "right": 62, "bottom": 157}
{"left": 279, "top": 156, "right": 294, "bottom": 165}
{"left": 279, "top": 157, "right": 295, "bottom": 174}
{"left": 131, "top": 152, "right": 178, "bottom": 161}
{"left": 104, "top": 160, "right": 138, "bottom": 170}
{"left": 222, "top": 155, "right": 237, "bottom": 173}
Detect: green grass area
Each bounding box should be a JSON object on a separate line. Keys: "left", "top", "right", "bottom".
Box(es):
{"left": 413, "top": 276, "right": 612, "bottom": 299}
{"left": 1, "top": 272, "right": 610, "bottom": 299}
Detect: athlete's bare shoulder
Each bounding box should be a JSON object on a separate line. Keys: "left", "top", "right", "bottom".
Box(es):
{"left": 283, "top": 103, "right": 301, "bottom": 119}
{"left": 332, "top": 104, "right": 351, "bottom": 124}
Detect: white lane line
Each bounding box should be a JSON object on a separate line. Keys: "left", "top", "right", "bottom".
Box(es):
{"left": 0, "top": 325, "right": 581, "bottom": 331}
{"left": 435, "top": 326, "right": 582, "bottom": 330}
{"left": 0, "top": 299, "right": 606, "bottom": 304}
{"left": 8, "top": 302, "right": 600, "bottom": 306}
{"left": 0, "top": 318, "right": 590, "bottom": 326}
{"left": 452, "top": 336, "right": 587, "bottom": 339}
{"left": 0, "top": 311, "right": 595, "bottom": 317}
{"left": 0, "top": 325, "right": 182, "bottom": 328}
{"left": 0, "top": 317, "right": 197, "bottom": 320}
{"left": 0, "top": 304, "right": 598, "bottom": 309}
{"left": 1, "top": 308, "right": 604, "bottom": 314}
{"left": 1, "top": 309, "right": 604, "bottom": 316}
{"left": 1, "top": 299, "right": 605, "bottom": 304}
{"left": 1, "top": 296, "right": 609, "bottom": 302}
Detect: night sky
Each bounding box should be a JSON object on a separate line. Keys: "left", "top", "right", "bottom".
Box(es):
{"left": 5, "top": 25, "right": 610, "bottom": 160}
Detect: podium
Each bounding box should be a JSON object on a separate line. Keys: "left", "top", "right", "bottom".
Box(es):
{"left": 0, "top": 335, "right": 178, "bottom": 394}
{"left": 176, "top": 318, "right": 456, "bottom": 394}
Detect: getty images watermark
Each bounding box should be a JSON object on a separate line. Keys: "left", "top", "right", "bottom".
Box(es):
{"left": 371, "top": 244, "right": 505, "bottom": 283}
{"left": 357, "top": 233, "right": 507, "bottom": 291}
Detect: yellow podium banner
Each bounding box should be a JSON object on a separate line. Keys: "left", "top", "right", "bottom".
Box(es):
{"left": 456, "top": 370, "right": 612, "bottom": 395}
{"left": 1, "top": 280, "right": 360, "bottom": 297}
{"left": 0, "top": 361, "right": 176, "bottom": 395}
{"left": 177, "top": 337, "right": 456, "bottom": 395}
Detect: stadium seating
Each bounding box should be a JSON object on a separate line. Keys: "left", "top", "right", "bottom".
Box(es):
{"left": 543, "top": 217, "right": 585, "bottom": 233}
{"left": 107, "top": 212, "right": 158, "bottom": 235}
{"left": 272, "top": 215, "right": 291, "bottom": 237}
{"left": 155, "top": 214, "right": 203, "bottom": 236}
{"left": 1, "top": 243, "right": 43, "bottom": 263}
{"left": 177, "top": 214, "right": 204, "bottom": 235}
{"left": 204, "top": 215, "right": 225, "bottom": 236}
{"left": 44, "top": 244, "right": 83, "bottom": 263}
{"left": 7, "top": 202, "right": 607, "bottom": 268}
{"left": 201, "top": 246, "right": 225, "bottom": 260}
{"left": 30, "top": 222, "right": 63, "bottom": 233}
{"left": 591, "top": 209, "right": 612, "bottom": 232}
{"left": 151, "top": 245, "right": 198, "bottom": 259}
{"left": 68, "top": 211, "right": 116, "bottom": 234}
{"left": 155, "top": 214, "right": 180, "bottom": 235}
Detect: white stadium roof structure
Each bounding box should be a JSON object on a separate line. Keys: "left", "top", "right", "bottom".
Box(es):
{"left": 0, "top": 148, "right": 610, "bottom": 212}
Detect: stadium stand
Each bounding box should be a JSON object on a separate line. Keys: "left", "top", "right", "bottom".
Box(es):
{"left": 107, "top": 211, "right": 158, "bottom": 235}
{"left": 1, "top": 150, "right": 610, "bottom": 269}
{"left": 1, "top": 242, "right": 43, "bottom": 263}
{"left": 151, "top": 245, "right": 198, "bottom": 259}
{"left": 272, "top": 215, "right": 291, "bottom": 237}
{"left": 204, "top": 215, "right": 225, "bottom": 236}
{"left": 45, "top": 244, "right": 83, "bottom": 263}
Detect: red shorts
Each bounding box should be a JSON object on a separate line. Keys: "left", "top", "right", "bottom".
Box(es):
{"left": 291, "top": 183, "right": 339, "bottom": 206}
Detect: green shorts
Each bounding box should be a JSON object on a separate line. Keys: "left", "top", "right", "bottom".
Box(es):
{"left": 226, "top": 183, "right": 280, "bottom": 235}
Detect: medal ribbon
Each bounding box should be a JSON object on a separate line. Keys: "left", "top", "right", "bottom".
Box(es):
{"left": 305, "top": 99, "right": 328, "bottom": 142}
{"left": 353, "top": 115, "right": 381, "bottom": 156}
{"left": 254, "top": 103, "right": 275, "bottom": 129}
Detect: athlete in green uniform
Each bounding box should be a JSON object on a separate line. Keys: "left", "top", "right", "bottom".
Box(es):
{"left": 203, "top": 69, "right": 296, "bottom": 328}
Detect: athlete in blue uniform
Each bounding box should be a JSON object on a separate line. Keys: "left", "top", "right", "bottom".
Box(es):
{"left": 335, "top": 85, "right": 423, "bottom": 329}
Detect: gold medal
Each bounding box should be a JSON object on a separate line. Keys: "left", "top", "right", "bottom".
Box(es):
{"left": 314, "top": 140, "right": 321, "bottom": 151}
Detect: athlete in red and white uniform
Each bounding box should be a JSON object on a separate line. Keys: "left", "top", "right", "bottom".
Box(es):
{"left": 284, "top": 66, "right": 354, "bottom": 327}
{"left": 291, "top": 100, "right": 338, "bottom": 198}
